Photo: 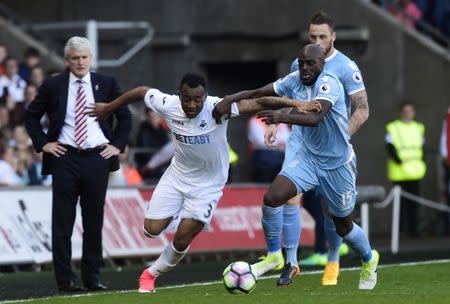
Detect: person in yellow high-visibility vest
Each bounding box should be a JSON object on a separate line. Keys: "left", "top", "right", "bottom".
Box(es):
{"left": 386, "top": 102, "right": 426, "bottom": 237}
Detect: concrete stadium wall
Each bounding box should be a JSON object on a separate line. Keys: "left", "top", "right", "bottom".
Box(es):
{"left": 2, "top": 1, "right": 449, "bottom": 214}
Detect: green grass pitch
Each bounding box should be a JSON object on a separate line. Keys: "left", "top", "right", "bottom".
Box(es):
{"left": 3, "top": 260, "right": 449, "bottom": 304}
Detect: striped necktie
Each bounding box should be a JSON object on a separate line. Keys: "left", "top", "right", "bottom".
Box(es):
{"left": 74, "top": 79, "right": 87, "bottom": 147}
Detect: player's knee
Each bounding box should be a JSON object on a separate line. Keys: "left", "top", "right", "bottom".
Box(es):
{"left": 143, "top": 220, "right": 162, "bottom": 238}
{"left": 173, "top": 233, "right": 192, "bottom": 252}
{"left": 334, "top": 219, "right": 353, "bottom": 237}
{"left": 263, "top": 191, "right": 284, "bottom": 207}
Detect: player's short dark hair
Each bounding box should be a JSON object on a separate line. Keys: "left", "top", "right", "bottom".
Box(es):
{"left": 309, "top": 10, "right": 335, "bottom": 31}
{"left": 179, "top": 73, "right": 207, "bottom": 90}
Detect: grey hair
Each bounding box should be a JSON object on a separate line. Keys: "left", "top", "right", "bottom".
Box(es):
{"left": 64, "top": 36, "right": 92, "bottom": 57}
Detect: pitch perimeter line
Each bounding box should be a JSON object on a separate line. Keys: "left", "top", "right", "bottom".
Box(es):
{"left": 1, "top": 259, "right": 449, "bottom": 304}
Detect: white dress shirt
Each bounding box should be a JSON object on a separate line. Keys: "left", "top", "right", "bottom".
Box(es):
{"left": 58, "top": 72, "right": 109, "bottom": 148}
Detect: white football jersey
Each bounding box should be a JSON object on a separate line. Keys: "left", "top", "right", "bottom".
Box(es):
{"left": 144, "top": 88, "right": 239, "bottom": 188}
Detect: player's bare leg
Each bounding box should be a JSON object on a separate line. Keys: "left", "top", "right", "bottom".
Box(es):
{"left": 139, "top": 218, "right": 204, "bottom": 293}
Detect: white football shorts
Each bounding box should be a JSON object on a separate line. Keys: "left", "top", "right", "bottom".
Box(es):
{"left": 145, "top": 166, "right": 224, "bottom": 230}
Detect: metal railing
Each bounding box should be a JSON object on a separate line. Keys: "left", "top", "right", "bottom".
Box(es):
{"left": 31, "top": 20, "right": 154, "bottom": 69}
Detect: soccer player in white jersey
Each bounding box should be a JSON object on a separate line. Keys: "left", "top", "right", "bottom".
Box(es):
{"left": 86, "top": 73, "right": 321, "bottom": 293}
{"left": 214, "top": 44, "right": 379, "bottom": 290}
{"left": 263, "top": 10, "right": 369, "bottom": 286}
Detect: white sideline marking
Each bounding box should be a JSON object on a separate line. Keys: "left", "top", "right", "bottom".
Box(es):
{"left": 1, "top": 259, "right": 449, "bottom": 304}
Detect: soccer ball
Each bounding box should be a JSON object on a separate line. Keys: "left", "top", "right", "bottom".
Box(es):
{"left": 222, "top": 261, "right": 257, "bottom": 294}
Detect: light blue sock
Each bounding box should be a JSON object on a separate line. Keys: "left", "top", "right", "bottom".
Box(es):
{"left": 343, "top": 223, "right": 372, "bottom": 263}
{"left": 262, "top": 204, "right": 283, "bottom": 253}
{"left": 324, "top": 215, "right": 342, "bottom": 262}
{"left": 282, "top": 204, "right": 301, "bottom": 266}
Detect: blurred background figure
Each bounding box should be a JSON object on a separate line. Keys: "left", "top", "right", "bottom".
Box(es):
{"left": 439, "top": 107, "right": 450, "bottom": 233}
{"left": 18, "top": 47, "right": 41, "bottom": 82}
{"left": 0, "top": 57, "right": 27, "bottom": 105}
{"left": 0, "top": 143, "right": 24, "bottom": 186}
{"left": 26, "top": 149, "right": 52, "bottom": 186}
{"left": 28, "top": 65, "right": 45, "bottom": 88}
{"left": 0, "top": 44, "right": 8, "bottom": 76}
{"left": 247, "top": 114, "right": 290, "bottom": 183}
{"left": 134, "top": 108, "right": 171, "bottom": 181}
{"left": 387, "top": 0, "right": 422, "bottom": 29}
{"left": 109, "top": 145, "right": 143, "bottom": 187}
{"left": 386, "top": 102, "right": 426, "bottom": 237}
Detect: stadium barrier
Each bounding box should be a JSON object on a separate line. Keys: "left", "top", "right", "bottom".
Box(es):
{"left": 0, "top": 185, "right": 315, "bottom": 266}
{"left": 3, "top": 184, "right": 416, "bottom": 266}
{"left": 373, "top": 185, "right": 450, "bottom": 254}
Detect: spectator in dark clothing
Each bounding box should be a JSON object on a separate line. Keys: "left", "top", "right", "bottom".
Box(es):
{"left": 19, "top": 47, "right": 41, "bottom": 82}
{"left": 134, "top": 108, "right": 170, "bottom": 178}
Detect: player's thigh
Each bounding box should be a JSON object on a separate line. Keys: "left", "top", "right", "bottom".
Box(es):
{"left": 174, "top": 218, "right": 205, "bottom": 244}
{"left": 263, "top": 175, "right": 298, "bottom": 206}
{"left": 181, "top": 187, "right": 223, "bottom": 230}
{"left": 145, "top": 174, "right": 184, "bottom": 222}
{"left": 143, "top": 218, "right": 173, "bottom": 236}
{"left": 318, "top": 159, "right": 357, "bottom": 218}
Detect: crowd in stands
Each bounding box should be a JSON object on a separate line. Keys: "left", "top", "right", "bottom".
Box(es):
{"left": 373, "top": 0, "right": 450, "bottom": 46}
{"left": 0, "top": 44, "right": 52, "bottom": 187}
{"left": 1, "top": 1, "right": 448, "bottom": 187}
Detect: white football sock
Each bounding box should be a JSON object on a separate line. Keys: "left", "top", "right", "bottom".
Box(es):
{"left": 148, "top": 241, "right": 189, "bottom": 277}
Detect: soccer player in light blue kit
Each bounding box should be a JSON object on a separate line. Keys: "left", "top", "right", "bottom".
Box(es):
{"left": 262, "top": 11, "right": 369, "bottom": 286}
{"left": 213, "top": 44, "right": 378, "bottom": 290}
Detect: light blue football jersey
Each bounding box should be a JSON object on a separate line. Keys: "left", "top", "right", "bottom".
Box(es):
{"left": 274, "top": 70, "right": 353, "bottom": 169}
{"left": 291, "top": 49, "right": 365, "bottom": 112}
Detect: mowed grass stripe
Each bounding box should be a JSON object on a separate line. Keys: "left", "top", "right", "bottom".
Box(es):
{"left": 1, "top": 259, "right": 449, "bottom": 304}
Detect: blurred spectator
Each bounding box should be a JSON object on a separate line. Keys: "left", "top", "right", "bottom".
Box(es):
{"left": 109, "top": 145, "right": 143, "bottom": 186}
{"left": 19, "top": 47, "right": 41, "bottom": 82}
{"left": 28, "top": 65, "right": 45, "bottom": 88}
{"left": 9, "top": 124, "right": 32, "bottom": 150}
{"left": 388, "top": 0, "right": 422, "bottom": 29}
{"left": 10, "top": 84, "right": 38, "bottom": 126}
{"left": 26, "top": 149, "right": 52, "bottom": 186}
{"left": 386, "top": 102, "right": 426, "bottom": 237}
{"left": 0, "top": 57, "right": 27, "bottom": 105}
{"left": 0, "top": 144, "right": 24, "bottom": 186}
{"left": 135, "top": 108, "right": 170, "bottom": 178}
{"left": 440, "top": 107, "right": 450, "bottom": 202}
{"left": 439, "top": 107, "right": 449, "bottom": 233}
{"left": 247, "top": 115, "right": 290, "bottom": 183}
{"left": 0, "top": 44, "right": 7, "bottom": 76}
{"left": 0, "top": 105, "right": 11, "bottom": 140}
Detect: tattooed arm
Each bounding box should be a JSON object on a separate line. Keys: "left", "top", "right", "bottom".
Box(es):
{"left": 348, "top": 89, "right": 369, "bottom": 136}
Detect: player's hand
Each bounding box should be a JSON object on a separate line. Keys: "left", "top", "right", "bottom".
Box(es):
{"left": 212, "top": 97, "right": 233, "bottom": 124}
{"left": 100, "top": 144, "right": 120, "bottom": 159}
{"left": 42, "top": 142, "right": 67, "bottom": 157}
{"left": 296, "top": 101, "right": 322, "bottom": 113}
{"left": 264, "top": 124, "right": 278, "bottom": 147}
{"left": 257, "top": 110, "right": 282, "bottom": 125}
{"left": 85, "top": 103, "right": 112, "bottom": 121}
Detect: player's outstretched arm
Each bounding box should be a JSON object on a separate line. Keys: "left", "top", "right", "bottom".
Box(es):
{"left": 212, "top": 83, "right": 276, "bottom": 123}
{"left": 348, "top": 90, "right": 369, "bottom": 136}
{"left": 85, "top": 86, "right": 151, "bottom": 120}
{"left": 257, "top": 99, "right": 331, "bottom": 127}
{"left": 237, "top": 96, "right": 322, "bottom": 115}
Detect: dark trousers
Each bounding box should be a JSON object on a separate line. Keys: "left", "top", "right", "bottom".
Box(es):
{"left": 303, "top": 190, "right": 326, "bottom": 253}
{"left": 393, "top": 180, "right": 421, "bottom": 237}
{"left": 51, "top": 149, "right": 110, "bottom": 286}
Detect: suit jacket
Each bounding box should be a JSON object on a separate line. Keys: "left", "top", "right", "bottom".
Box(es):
{"left": 25, "top": 71, "right": 132, "bottom": 175}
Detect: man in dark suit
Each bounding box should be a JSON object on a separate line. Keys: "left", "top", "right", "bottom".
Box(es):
{"left": 25, "top": 36, "right": 131, "bottom": 292}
